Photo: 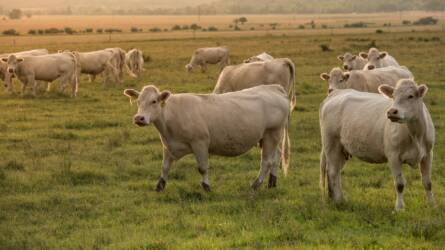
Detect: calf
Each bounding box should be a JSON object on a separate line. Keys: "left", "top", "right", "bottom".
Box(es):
{"left": 319, "top": 79, "right": 435, "bottom": 210}
{"left": 124, "top": 84, "right": 290, "bottom": 192}
{"left": 320, "top": 66, "right": 413, "bottom": 94}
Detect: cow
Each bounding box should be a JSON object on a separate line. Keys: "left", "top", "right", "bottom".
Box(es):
{"left": 0, "top": 49, "right": 49, "bottom": 90}
{"left": 125, "top": 48, "right": 144, "bottom": 78}
{"left": 360, "top": 48, "right": 400, "bottom": 70}
{"left": 105, "top": 47, "right": 126, "bottom": 83}
{"left": 244, "top": 52, "right": 274, "bottom": 63}
{"left": 124, "top": 84, "right": 290, "bottom": 192}
{"left": 337, "top": 52, "right": 367, "bottom": 71}
{"left": 319, "top": 79, "right": 435, "bottom": 211}
{"left": 1, "top": 52, "right": 80, "bottom": 97}
{"left": 185, "top": 47, "right": 229, "bottom": 73}
{"left": 320, "top": 66, "right": 413, "bottom": 94}
{"left": 70, "top": 49, "right": 119, "bottom": 85}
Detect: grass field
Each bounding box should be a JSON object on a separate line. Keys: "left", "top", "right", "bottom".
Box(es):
{"left": 0, "top": 26, "right": 445, "bottom": 249}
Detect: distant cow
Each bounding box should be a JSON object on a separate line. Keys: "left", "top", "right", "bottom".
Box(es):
{"left": 186, "top": 47, "right": 229, "bottom": 73}
{"left": 125, "top": 48, "right": 144, "bottom": 77}
{"left": 0, "top": 49, "right": 49, "bottom": 90}
{"left": 337, "top": 52, "right": 367, "bottom": 71}
{"left": 360, "top": 48, "right": 400, "bottom": 70}
{"left": 320, "top": 66, "right": 413, "bottom": 94}
{"left": 319, "top": 79, "right": 435, "bottom": 210}
{"left": 72, "top": 49, "right": 119, "bottom": 85}
{"left": 106, "top": 47, "right": 126, "bottom": 83}
{"left": 244, "top": 52, "right": 274, "bottom": 63}
{"left": 1, "top": 52, "right": 80, "bottom": 96}
{"left": 124, "top": 84, "right": 290, "bottom": 192}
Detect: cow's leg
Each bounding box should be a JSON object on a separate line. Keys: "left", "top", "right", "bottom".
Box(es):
{"left": 325, "top": 142, "right": 346, "bottom": 203}
{"left": 70, "top": 76, "right": 78, "bottom": 97}
{"left": 156, "top": 148, "right": 174, "bottom": 192}
{"left": 191, "top": 142, "right": 210, "bottom": 192}
{"left": 89, "top": 74, "right": 96, "bottom": 83}
{"left": 26, "top": 75, "right": 37, "bottom": 96}
{"left": 420, "top": 152, "right": 435, "bottom": 206}
{"left": 200, "top": 63, "right": 207, "bottom": 73}
{"left": 268, "top": 147, "right": 281, "bottom": 188}
{"left": 252, "top": 131, "right": 280, "bottom": 190}
{"left": 389, "top": 158, "right": 405, "bottom": 211}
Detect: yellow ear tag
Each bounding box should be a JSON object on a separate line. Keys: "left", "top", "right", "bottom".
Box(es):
{"left": 160, "top": 101, "right": 166, "bottom": 108}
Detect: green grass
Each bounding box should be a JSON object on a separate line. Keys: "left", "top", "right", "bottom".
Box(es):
{"left": 0, "top": 30, "right": 445, "bottom": 249}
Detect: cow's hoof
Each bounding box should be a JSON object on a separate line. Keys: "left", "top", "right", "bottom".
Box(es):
{"left": 251, "top": 179, "right": 262, "bottom": 190}
{"left": 268, "top": 174, "right": 277, "bottom": 188}
{"left": 155, "top": 178, "right": 166, "bottom": 192}
{"left": 201, "top": 182, "right": 211, "bottom": 192}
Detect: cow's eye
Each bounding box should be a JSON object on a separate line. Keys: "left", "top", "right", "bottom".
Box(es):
{"left": 408, "top": 95, "right": 414, "bottom": 99}
{"left": 151, "top": 100, "right": 157, "bottom": 104}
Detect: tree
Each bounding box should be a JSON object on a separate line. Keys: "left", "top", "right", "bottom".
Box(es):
{"left": 239, "top": 17, "right": 248, "bottom": 25}
{"left": 8, "top": 9, "right": 22, "bottom": 20}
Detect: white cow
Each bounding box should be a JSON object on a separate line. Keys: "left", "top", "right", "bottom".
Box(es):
{"left": 1, "top": 52, "right": 80, "bottom": 96}
{"left": 244, "top": 52, "right": 274, "bottom": 63}
{"left": 360, "top": 48, "right": 400, "bottom": 70}
{"left": 72, "top": 49, "right": 119, "bottom": 85}
{"left": 186, "top": 47, "right": 229, "bottom": 73}
{"left": 337, "top": 52, "right": 367, "bottom": 71}
{"left": 0, "top": 49, "right": 49, "bottom": 90}
{"left": 319, "top": 79, "right": 435, "bottom": 210}
{"left": 320, "top": 66, "right": 413, "bottom": 94}
{"left": 124, "top": 84, "right": 290, "bottom": 192}
{"left": 105, "top": 47, "right": 126, "bottom": 83}
{"left": 125, "top": 48, "right": 144, "bottom": 78}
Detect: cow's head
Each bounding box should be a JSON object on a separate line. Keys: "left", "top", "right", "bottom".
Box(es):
{"left": 362, "top": 48, "right": 387, "bottom": 70}
{"left": 185, "top": 64, "right": 193, "bottom": 72}
{"left": 1, "top": 55, "right": 23, "bottom": 89}
{"left": 320, "top": 67, "right": 350, "bottom": 94}
{"left": 124, "top": 85, "right": 171, "bottom": 127}
{"left": 338, "top": 52, "right": 363, "bottom": 71}
{"left": 379, "top": 79, "right": 428, "bottom": 123}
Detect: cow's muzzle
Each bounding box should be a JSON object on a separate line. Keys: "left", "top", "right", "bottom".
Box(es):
{"left": 134, "top": 115, "right": 148, "bottom": 126}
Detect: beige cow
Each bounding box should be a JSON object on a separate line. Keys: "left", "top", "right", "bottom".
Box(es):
{"left": 320, "top": 66, "right": 413, "bottom": 94}
{"left": 105, "top": 47, "right": 126, "bottom": 83}
{"left": 186, "top": 47, "right": 229, "bottom": 73}
{"left": 244, "top": 52, "right": 274, "bottom": 63}
{"left": 72, "top": 49, "right": 119, "bottom": 85}
{"left": 360, "top": 48, "right": 400, "bottom": 70}
{"left": 1, "top": 52, "right": 80, "bottom": 96}
{"left": 124, "top": 84, "right": 290, "bottom": 192}
{"left": 319, "top": 79, "right": 435, "bottom": 210}
{"left": 337, "top": 52, "right": 367, "bottom": 71}
{"left": 125, "top": 48, "right": 144, "bottom": 78}
{"left": 0, "top": 49, "right": 49, "bottom": 90}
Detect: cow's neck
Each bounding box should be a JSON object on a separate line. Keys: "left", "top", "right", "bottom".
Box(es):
{"left": 406, "top": 105, "right": 426, "bottom": 140}
{"left": 153, "top": 110, "right": 171, "bottom": 143}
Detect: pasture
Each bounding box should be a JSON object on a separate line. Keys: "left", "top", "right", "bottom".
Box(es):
{"left": 0, "top": 27, "right": 445, "bottom": 249}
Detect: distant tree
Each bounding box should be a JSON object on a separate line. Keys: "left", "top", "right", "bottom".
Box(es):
{"left": 64, "top": 27, "right": 75, "bottom": 34}
{"left": 190, "top": 23, "right": 201, "bottom": 30}
{"left": 239, "top": 17, "right": 248, "bottom": 25}
{"left": 96, "top": 28, "right": 103, "bottom": 33}
{"left": 8, "top": 9, "right": 22, "bottom": 20}
{"left": 171, "top": 25, "right": 181, "bottom": 31}
{"left": 2, "top": 29, "right": 19, "bottom": 36}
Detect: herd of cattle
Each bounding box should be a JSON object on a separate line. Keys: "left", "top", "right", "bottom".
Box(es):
{"left": 1, "top": 45, "right": 435, "bottom": 211}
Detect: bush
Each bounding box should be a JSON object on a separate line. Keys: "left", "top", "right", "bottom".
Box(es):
{"left": 413, "top": 17, "right": 438, "bottom": 26}
{"left": 234, "top": 25, "right": 241, "bottom": 31}
{"left": 321, "top": 24, "right": 328, "bottom": 29}
{"left": 38, "top": 29, "right": 44, "bottom": 35}
{"left": 85, "top": 28, "right": 93, "bottom": 33}
{"left": 190, "top": 23, "right": 201, "bottom": 30}
{"left": 181, "top": 25, "right": 189, "bottom": 30}
{"left": 320, "top": 44, "right": 332, "bottom": 52}
{"left": 28, "top": 29, "right": 37, "bottom": 35}
{"left": 96, "top": 28, "right": 103, "bottom": 33}
{"left": 431, "top": 37, "right": 440, "bottom": 42}
{"left": 104, "top": 28, "right": 122, "bottom": 33}
{"left": 402, "top": 20, "right": 411, "bottom": 25}
{"left": 298, "top": 25, "right": 305, "bottom": 29}
{"left": 171, "top": 25, "right": 181, "bottom": 31}
{"left": 383, "top": 23, "right": 391, "bottom": 27}
{"left": 208, "top": 26, "right": 218, "bottom": 32}
{"left": 149, "top": 27, "right": 161, "bottom": 32}
{"left": 250, "top": 27, "right": 255, "bottom": 30}
{"left": 376, "top": 29, "right": 384, "bottom": 34}
{"left": 45, "top": 28, "right": 62, "bottom": 34}
{"left": 131, "top": 27, "right": 142, "bottom": 33}
{"left": 345, "top": 22, "right": 368, "bottom": 28}
{"left": 64, "top": 27, "right": 75, "bottom": 34}
{"left": 2, "top": 29, "right": 19, "bottom": 36}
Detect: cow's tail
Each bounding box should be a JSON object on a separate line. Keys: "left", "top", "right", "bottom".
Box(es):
{"left": 124, "top": 56, "right": 138, "bottom": 78}
{"left": 320, "top": 149, "right": 327, "bottom": 194}
{"left": 67, "top": 51, "right": 81, "bottom": 96}
{"left": 281, "top": 107, "right": 290, "bottom": 176}
{"left": 283, "top": 58, "right": 296, "bottom": 111}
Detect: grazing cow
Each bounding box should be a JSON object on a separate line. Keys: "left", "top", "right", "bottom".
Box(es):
{"left": 360, "top": 48, "right": 400, "bottom": 70}
{"left": 320, "top": 66, "right": 413, "bottom": 94}
{"left": 105, "top": 47, "right": 126, "bottom": 83}
{"left": 186, "top": 47, "right": 229, "bottom": 73}
{"left": 1, "top": 52, "right": 80, "bottom": 96}
{"left": 124, "top": 84, "right": 290, "bottom": 192}
{"left": 71, "top": 50, "right": 119, "bottom": 85}
{"left": 0, "top": 49, "right": 49, "bottom": 90}
{"left": 125, "top": 48, "right": 144, "bottom": 78}
{"left": 319, "top": 79, "right": 435, "bottom": 210}
{"left": 337, "top": 52, "right": 367, "bottom": 71}
{"left": 244, "top": 52, "right": 274, "bottom": 63}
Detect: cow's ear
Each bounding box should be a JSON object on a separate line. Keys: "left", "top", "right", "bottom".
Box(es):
{"left": 1, "top": 58, "right": 7, "bottom": 62}
{"left": 417, "top": 84, "right": 428, "bottom": 98}
{"left": 158, "top": 91, "right": 171, "bottom": 103}
{"left": 123, "top": 89, "right": 140, "bottom": 104}
{"left": 343, "top": 72, "right": 350, "bottom": 81}
{"left": 378, "top": 84, "right": 394, "bottom": 99}
{"left": 337, "top": 55, "right": 344, "bottom": 61}
{"left": 17, "top": 58, "right": 24, "bottom": 63}
{"left": 320, "top": 73, "right": 329, "bottom": 81}
{"left": 351, "top": 55, "right": 357, "bottom": 60}
{"left": 359, "top": 52, "right": 368, "bottom": 59}
{"left": 379, "top": 52, "right": 387, "bottom": 59}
